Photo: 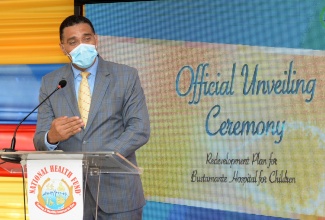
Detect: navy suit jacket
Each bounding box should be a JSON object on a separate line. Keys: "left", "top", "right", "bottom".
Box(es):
{"left": 33, "top": 56, "right": 150, "bottom": 213}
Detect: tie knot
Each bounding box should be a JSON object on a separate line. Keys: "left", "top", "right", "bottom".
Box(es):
{"left": 81, "top": 72, "right": 90, "bottom": 79}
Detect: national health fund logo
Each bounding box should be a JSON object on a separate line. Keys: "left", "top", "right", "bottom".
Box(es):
{"left": 28, "top": 164, "right": 82, "bottom": 215}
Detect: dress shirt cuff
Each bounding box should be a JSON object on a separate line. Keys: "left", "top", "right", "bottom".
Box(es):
{"left": 45, "top": 131, "right": 59, "bottom": 151}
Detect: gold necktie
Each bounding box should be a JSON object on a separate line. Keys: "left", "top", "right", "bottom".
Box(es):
{"left": 78, "top": 72, "right": 91, "bottom": 127}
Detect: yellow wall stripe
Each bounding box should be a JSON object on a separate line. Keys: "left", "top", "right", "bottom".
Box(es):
{"left": 0, "top": 177, "right": 28, "bottom": 220}
{"left": 0, "top": 0, "right": 73, "bottom": 65}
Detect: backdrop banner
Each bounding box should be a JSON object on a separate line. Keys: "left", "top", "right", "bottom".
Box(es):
{"left": 86, "top": 1, "right": 325, "bottom": 219}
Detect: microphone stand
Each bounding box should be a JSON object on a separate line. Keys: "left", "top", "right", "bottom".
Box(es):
{"left": 1, "top": 80, "right": 67, "bottom": 163}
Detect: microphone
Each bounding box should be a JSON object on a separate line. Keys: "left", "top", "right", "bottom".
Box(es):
{"left": 1, "top": 80, "right": 67, "bottom": 163}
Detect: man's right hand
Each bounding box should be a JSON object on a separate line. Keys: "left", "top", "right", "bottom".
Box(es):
{"left": 47, "top": 116, "right": 84, "bottom": 144}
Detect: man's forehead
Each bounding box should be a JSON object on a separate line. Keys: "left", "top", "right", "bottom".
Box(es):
{"left": 63, "top": 23, "right": 93, "bottom": 38}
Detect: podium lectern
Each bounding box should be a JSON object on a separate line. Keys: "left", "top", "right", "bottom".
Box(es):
{"left": 0, "top": 151, "right": 142, "bottom": 220}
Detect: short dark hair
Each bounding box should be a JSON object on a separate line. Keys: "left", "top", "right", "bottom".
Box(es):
{"left": 59, "top": 15, "right": 96, "bottom": 42}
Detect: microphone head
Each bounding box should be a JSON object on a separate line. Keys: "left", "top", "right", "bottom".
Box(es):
{"left": 58, "top": 80, "right": 67, "bottom": 89}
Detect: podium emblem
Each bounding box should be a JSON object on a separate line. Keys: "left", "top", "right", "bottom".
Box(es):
{"left": 35, "top": 177, "right": 76, "bottom": 214}
{"left": 27, "top": 160, "right": 83, "bottom": 220}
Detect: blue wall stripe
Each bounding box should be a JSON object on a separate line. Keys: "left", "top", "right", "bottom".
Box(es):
{"left": 0, "top": 64, "right": 65, "bottom": 124}
{"left": 143, "top": 201, "right": 296, "bottom": 220}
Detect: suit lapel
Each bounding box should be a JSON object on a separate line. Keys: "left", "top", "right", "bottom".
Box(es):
{"left": 85, "top": 59, "right": 110, "bottom": 131}
{"left": 62, "top": 69, "right": 80, "bottom": 117}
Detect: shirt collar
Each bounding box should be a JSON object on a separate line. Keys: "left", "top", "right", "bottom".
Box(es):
{"left": 72, "top": 56, "right": 99, "bottom": 79}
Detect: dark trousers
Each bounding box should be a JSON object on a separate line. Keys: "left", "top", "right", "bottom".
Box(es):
{"left": 83, "top": 187, "right": 143, "bottom": 220}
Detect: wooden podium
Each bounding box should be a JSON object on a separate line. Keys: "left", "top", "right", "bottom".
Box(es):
{"left": 0, "top": 151, "right": 142, "bottom": 220}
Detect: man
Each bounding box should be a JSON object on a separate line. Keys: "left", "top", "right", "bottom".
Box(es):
{"left": 33, "top": 15, "right": 150, "bottom": 219}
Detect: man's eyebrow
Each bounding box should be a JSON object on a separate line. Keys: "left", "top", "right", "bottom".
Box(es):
{"left": 83, "top": 33, "right": 94, "bottom": 37}
{"left": 65, "top": 33, "right": 94, "bottom": 42}
{"left": 66, "top": 36, "right": 77, "bottom": 42}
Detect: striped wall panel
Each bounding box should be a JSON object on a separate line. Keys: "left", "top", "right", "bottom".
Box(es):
{"left": 0, "top": 0, "right": 73, "bottom": 219}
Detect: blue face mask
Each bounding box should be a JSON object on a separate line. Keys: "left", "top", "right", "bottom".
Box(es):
{"left": 69, "top": 44, "right": 98, "bottom": 69}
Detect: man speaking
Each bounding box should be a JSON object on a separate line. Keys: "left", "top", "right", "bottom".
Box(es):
{"left": 33, "top": 15, "right": 150, "bottom": 220}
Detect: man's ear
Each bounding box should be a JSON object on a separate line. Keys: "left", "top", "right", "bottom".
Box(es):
{"left": 59, "top": 43, "right": 72, "bottom": 61}
{"left": 94, "top": 34, "right": 99, "bottom": 48}
{"left": 59, "top": 43, "right": 67, "bottom": 55}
